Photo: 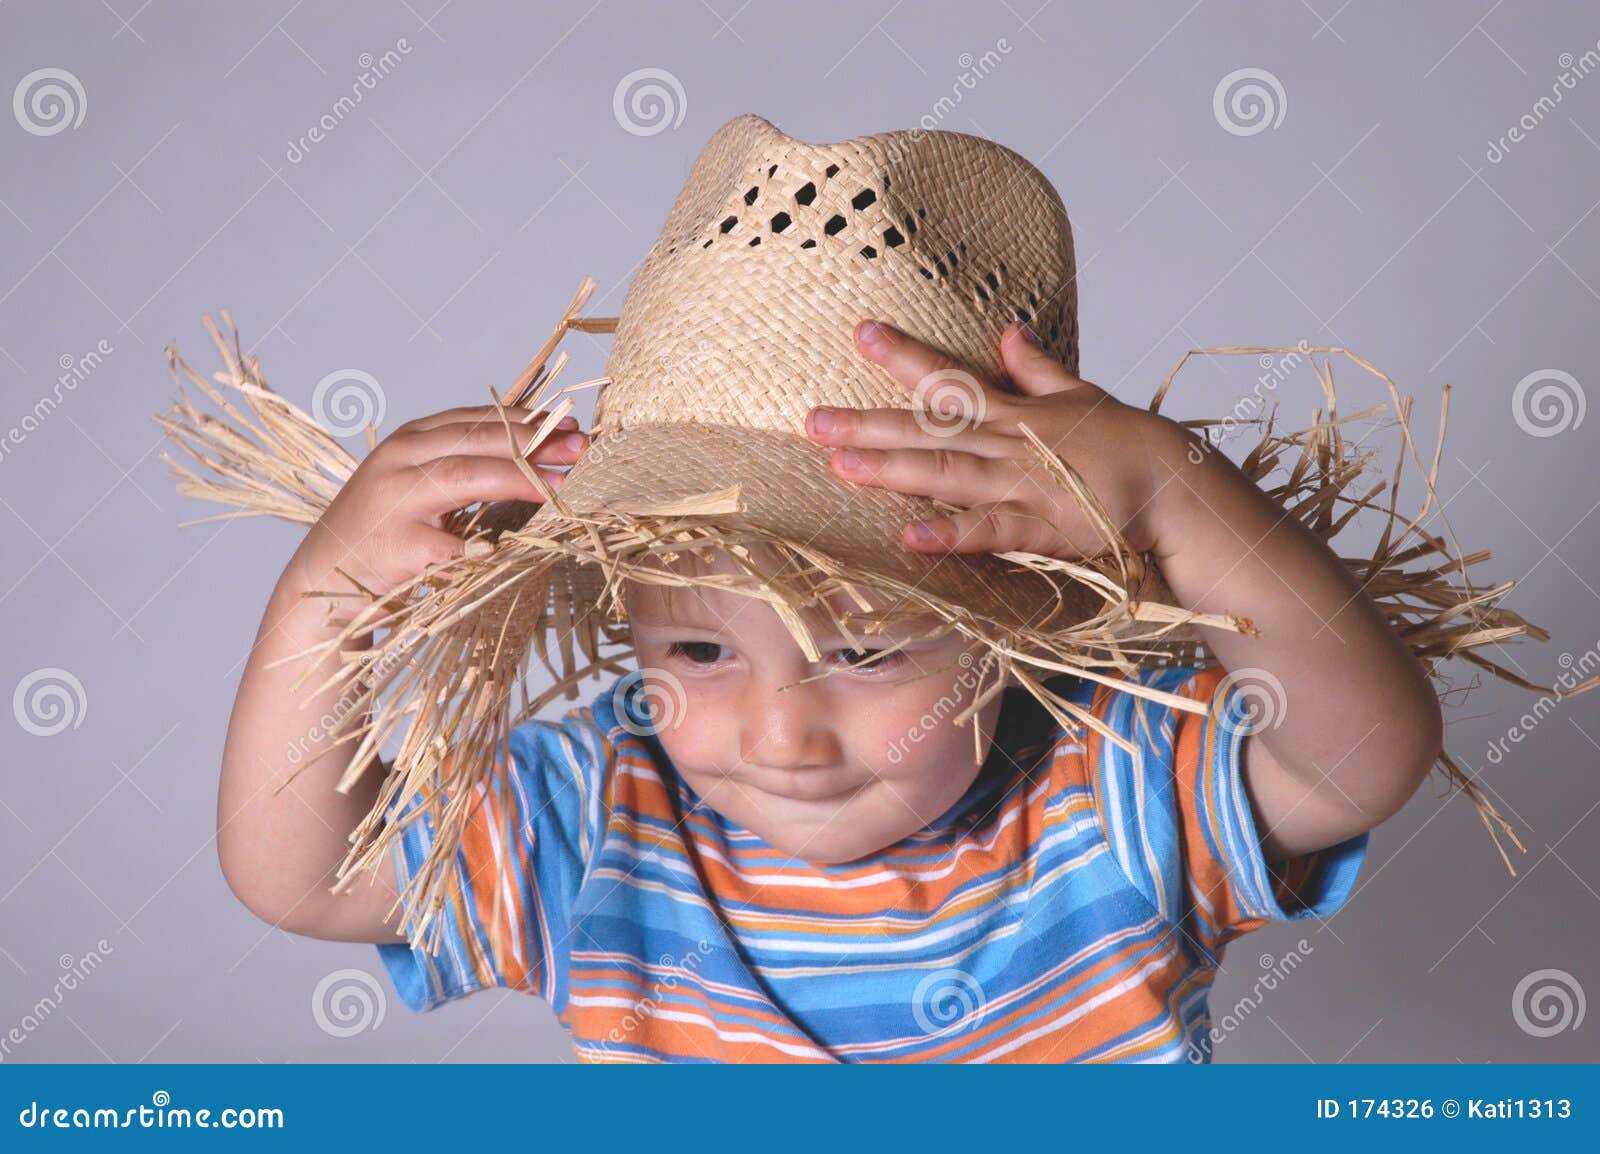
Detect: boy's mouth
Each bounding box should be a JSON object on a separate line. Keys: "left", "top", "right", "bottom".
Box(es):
{"left": 739, "top": 765, "right": 870, "bottom": 804}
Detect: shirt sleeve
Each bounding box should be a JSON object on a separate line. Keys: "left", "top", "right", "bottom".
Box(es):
{"left": 1087, "top": 665, "right": 1369, "bottom": 966}
{"left": 374, "top": 706, "right": 612, "bottom": 1014}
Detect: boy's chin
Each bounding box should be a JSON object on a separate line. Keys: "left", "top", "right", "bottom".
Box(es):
{"left": 752, "top": 816, "right": 903, "bottom": 866}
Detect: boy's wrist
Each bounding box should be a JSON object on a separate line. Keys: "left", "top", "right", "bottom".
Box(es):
{"left": 278, "top": 540, "right": 378, "bottom": 634}
{"left": 1134, "top": 412, "right": 1216, "bottom": 561}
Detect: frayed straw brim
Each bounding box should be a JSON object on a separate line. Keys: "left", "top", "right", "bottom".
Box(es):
{"left": 157, "top": 278, "right": 1566, "bottom": 956}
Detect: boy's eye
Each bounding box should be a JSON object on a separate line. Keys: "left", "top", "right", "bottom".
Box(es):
{"left": 834, "top": 647, "right": 900, "bottom": 671}
{"left": 666, "top": 641, "right": 728, "bottom": 666}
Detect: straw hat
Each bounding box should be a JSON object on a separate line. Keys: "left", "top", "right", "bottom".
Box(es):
{"left": 158, "top": 113, "right": 1544, "bottom": 951}
{"left": 492, "top": 111, "right": 1175, "bottom": 644}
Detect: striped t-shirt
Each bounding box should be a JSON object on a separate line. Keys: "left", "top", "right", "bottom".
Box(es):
{"left": 376, "top": 664, "right": 1368, "bottom": 1062}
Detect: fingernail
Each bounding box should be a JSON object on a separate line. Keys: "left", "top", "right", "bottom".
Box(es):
{"left": 835, "top": 448, "right": 862, "bottom": 470}
{"left": 1019, "top": 322, "right": 1040, "bottom": 347}
{"left": 907, "top": 520, "right": 939, "bottom": 544}
{"left": 563, "top": 433, "right": 587, "bottom": 451}
{"left": 811, "top": 406, "right": 836, "bottom": 434}
{"left": 858, "top": 320, "right": 893, "bottom": 350}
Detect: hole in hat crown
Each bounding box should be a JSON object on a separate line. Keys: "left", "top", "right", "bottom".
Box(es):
{"left": 668, "top": 146, "right": 1078, "bottom": 372}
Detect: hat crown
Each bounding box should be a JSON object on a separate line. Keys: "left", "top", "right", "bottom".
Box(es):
{"left": 597, "top": 114, "right": 1078, "bottom": 435}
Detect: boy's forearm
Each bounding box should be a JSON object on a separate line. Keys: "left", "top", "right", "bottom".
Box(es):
{"left": 1145, "top": 422, "right": 1441, "bottom": 817}
{"left": 216, "top": 551, "right": 389, "bottom": 929}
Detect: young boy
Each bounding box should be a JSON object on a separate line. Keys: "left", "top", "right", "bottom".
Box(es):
{"left": 216, "top": 318, "right": 1438, "bottom": 1062}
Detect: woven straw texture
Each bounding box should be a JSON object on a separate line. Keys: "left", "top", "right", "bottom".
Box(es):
{"left": 533, "top": 113, "right": 1151, "bottom": 632}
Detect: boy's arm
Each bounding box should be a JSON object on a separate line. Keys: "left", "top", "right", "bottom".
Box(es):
{"left": 214, "top": 403, "right": 589, "bottom": 944}
{"left": 1145, "top": 424, "right": 1443, "bottom": 862}
{"left": 216, "top": 552, "right": 405, "bottom": 943}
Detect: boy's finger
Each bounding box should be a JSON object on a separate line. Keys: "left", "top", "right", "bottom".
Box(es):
{"left": 403, "top": 454, "right": 570, "bottom": 515}
{"left": 854, "top": 320, "right": 1008, "bottom": 415}
{"left": 393, "top": 420, "right": 588, "bottom": 465}
{"left": 999, "top": 322, "right": 1102, "bottom": 398}
{"left": 903, "top": 499, "right": 1091, "bottom": 559}
{"left": 805, "top": 405, "right": 1021, "bottom": 457}
{"left": 830, "top": 445, "right": 1020, "bottom": 508}
{"left": 401, "top": 404, "right": 572, "bottom": 434}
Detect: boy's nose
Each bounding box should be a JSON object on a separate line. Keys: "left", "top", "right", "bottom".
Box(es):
{"left": 738, "top": 677, "right": 839, "bottom": 769}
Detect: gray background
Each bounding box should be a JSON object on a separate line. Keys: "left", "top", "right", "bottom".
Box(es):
{"left": 1, "top": 0, "right": 1596, "bottom": 1063}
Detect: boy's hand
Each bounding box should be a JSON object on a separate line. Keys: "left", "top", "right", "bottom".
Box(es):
{"left": 289, "top": 404, "right": 590, "bottom": 601}
{"left": 804, "top": 319, "right": 1186, "bottom": 559}
{"left": 812, "top": 318, "right": 1443, "bottom": 865}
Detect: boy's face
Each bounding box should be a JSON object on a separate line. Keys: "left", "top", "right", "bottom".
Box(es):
{"left": 621, "top": 553, "right": 1005, "bottom": 865}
